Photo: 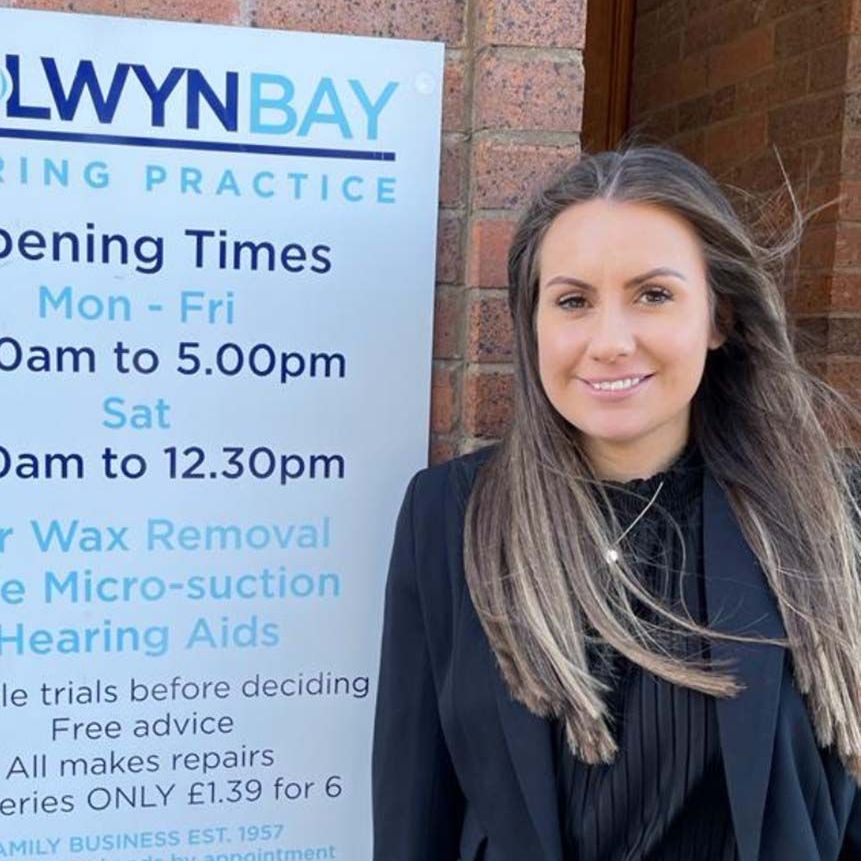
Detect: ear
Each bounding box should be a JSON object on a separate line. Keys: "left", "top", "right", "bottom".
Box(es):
{"left": 708, "top": 297, "right": 732, "bottom": 350}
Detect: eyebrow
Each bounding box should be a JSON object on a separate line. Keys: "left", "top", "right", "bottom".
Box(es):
{"left": 543, "top": 266, "right": 688, "bottom": 291}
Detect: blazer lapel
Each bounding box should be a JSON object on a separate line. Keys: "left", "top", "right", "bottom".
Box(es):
{"left": 493, "top": 671, "right": 564, "bottom": 861}
{"left": 703, "top": 471, "right": 786, "bottom": 861}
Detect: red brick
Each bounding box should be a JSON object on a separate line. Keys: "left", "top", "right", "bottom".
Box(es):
{"left": 794, "top": 314, "right": 828, "bottom": 353}
{"left": 476, "top": 0, "right": 587, "bottom": 49}
{"left": 703, "top": 113, "right": 768, "bottom": 172}
{"left": 847, "top": 36, "right": 861, "bottom": 86}
{"left": 439, "top": 135, "right": 467, "bottom": 207}
{"left": 683, "top": 1, "right": 757, "bottom": 55}
{"left": 255, "top": 0, "right": 466, "bottom": 44}
{"left": 11, "top": 0, "right": 240, "bottom": 16}
{"left": 442, "top": 54, "right": 468, "bottom": 133}
{"left": 467, "top": 217, "right": 517, "bottom": 288}
{"left": 436, "top": 210, "right": 464, "bottom": 285}
{"left": 734, "top": 57, "right": 807, "bottom": 113}
{"left": 467, "top": 295, "right": 514, "bottom": 362}
{"left": 775, "top": 3, "right": 852, "bottom": 60}
{"left": 463, "top": 370, "right": 514, "bottom": 437}
{"left": 433, "top": 288, "right": 463, "bottom": 359}
{"left": 708, "top": 25, "right": 774, "bottom": 90}
{"left": 687, "top": 0, "right": 729, "bottom": 19}
{"left": 769, "top": 93, "right": 844, "bottom": 146}
{"left": 471, "top": 136, "right": 575, "bottom": 210}
{"left": 474, "top": 48, "right": 584, "bottom": 132}
{"left": 431, "top": 365, "right": 458, "bottom": 434}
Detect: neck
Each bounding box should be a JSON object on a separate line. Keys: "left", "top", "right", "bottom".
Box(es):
{"left": 585, "top": 428, "right": 691, "bottom": 482}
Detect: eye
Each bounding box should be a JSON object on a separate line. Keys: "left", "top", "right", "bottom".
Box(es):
{"left": 639, "top": 286, "right": 673, "bottom": 305}
{"left": 557, "top": 294, "right": 588, "bottom": 310}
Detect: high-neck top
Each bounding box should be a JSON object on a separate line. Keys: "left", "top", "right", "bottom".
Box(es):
{"left": 552, "top": 440, "right": 738, "bottom": 861}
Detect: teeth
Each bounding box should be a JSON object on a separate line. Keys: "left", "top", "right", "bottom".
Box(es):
{"left": 590, "top": 376, "right": 642, "bottom": 391}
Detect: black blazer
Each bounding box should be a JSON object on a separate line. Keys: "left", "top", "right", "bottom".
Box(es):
{"left": 372, "top": 446, "right": 861, "bottom": 861}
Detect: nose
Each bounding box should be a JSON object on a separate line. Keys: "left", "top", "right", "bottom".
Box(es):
{"left": 585, "top": 301, "right": 636, "bottom": 363}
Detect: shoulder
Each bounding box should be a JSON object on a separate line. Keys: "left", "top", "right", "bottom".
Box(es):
{"left": 409, "top": 443, "right": 500, "bottom": 518}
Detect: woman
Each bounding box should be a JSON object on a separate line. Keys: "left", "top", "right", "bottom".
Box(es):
{"left": 371, "top": 145, "right": 861, "bottom": 860}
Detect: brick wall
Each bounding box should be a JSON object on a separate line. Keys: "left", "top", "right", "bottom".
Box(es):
{"left": 2, "top": 0, "right": 589, "bottom": 464}
{"left": 630, "top": 0, "right": 861, "bottom": 401}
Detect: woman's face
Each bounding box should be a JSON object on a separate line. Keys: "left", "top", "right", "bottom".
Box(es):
{"left": 535, "top": 198, "right": 724, "bottom": 479}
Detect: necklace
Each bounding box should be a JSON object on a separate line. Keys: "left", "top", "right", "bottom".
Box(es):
{"left": 604, "top": 479, "right": 665, "bottom": 565}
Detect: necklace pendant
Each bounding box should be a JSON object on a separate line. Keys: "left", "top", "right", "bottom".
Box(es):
{"left": 605, "top": 547, "right": 620, "bottom": 564}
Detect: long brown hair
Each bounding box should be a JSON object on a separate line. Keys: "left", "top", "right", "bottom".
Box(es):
{"left": 463, "top": 143, "right": 861, "bottom": 779}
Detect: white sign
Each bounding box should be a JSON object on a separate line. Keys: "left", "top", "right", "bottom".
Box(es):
{"left": 0, "top": 8, "right": 443, "bottom": 859}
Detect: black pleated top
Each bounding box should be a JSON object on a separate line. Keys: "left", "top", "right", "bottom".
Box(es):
{"left": 552, "top": 442, "right": 738, "bottom": 860}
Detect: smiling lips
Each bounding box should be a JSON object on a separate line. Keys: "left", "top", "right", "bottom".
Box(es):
{"left": 582, "top": 373, "right": 654, "bottom": 392}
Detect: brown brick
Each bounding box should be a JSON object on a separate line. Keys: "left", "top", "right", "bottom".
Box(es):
{"left": 467, "top": 295, "right": 514, "bottom": 362}
{"left": 632, "top": 105, "right": 679, "bottom": 139}
{"left": 764, "top": 0, "right": 823, "bottom": 19}
{"left": 431, "top": 365, "right": 458, "bottom": 434}
{"left": 635, "top": 7, "right": 660, "bottom": 48}
{"left": 828, "top": 316, "right": 861, "bottom": 354}
{"left": 633, "top": 29, "right": 683, "bottom": 77}
{"left": 9, "top": 0, "right": 122, "bottom": 10}
{"left": 793, "top": 314, "right": 828, "bottom": 352}
{"left": 708, "top": 25, "right": 774, "bottom": 90}
{"left": 443, "top": 54, "right": 468, "bottom": 133}
{"left": 474, "top": 49, "right": 584, "bottom": 132}
{"left": 637, "top": 0, "right": 663, "bottom": 15}
{"left": 687, "top": 0, "right": 727, "bottom": 20}
{"left": 830, "top": 273, "right": 861, "bottom": 312}
{"left": 834, "top": 224, "right": 861, "bottom": 267}
{"left": 809, "top": 39, "right": 849, "bottom": 93}
{"left": 800, "top": 223, "right": 837, "bottom": 268}
{"left": 774, "top": 3, "right": 851, "bottom": 61}
{"left": 463, "top": 369, "right": 514, "bottom": 437}
{"left": 439, "top": 135, "right": 467, "bottom": 207}
{"left": 825, "top": 357, "right": 861, "bottom": 401}
{"left": 657, "top": 0, "right": 686, "bottom": 33}
{"left": 467, "top": 217, "right": 517, "bottom": 288}
{"left": 471, "top": 136, "right": 575, "bottom": 210}
{"left": 847, "top": 36, "right": 861, "bottom": 86}
{"left": 735, "top": 57, "right": 807, "bottom": 113}
{"left": 704, "top": 113, "right": 768, "bottom": 172}
{"left": 721, "top": 144, "right": 803, "bottom": 190}
{"left": 672, "top": 129, "right": 706, "bottom": 165}
{"left": 437, "top": 211, "right": 464, "bottom": 285}
{"left": 641, "top": 53, "right": 708, "bottom": 112}
{"left": 476, "top": 0, "right": 587, "bottom": 49}
{"left": 429, "top": 438, "right": 456, "bottom": 465}
{"left": 788, "top": 272, "right": 832, "bottom": 314}
{"left": 804, "top": 138, "right": 843, "bottom": 182}
{"left": 836, "top": 180, "right": 861, "bottom": 221}
{"left": 769, "top": 92, "right": 844, "bottom": 146}
{"left": 255, "top": 0, "right": 466, "bottom": 44}
{"left": 803, "top": 179, "right": 842, "bottom": 226}
{"left": 433, "top": 288, "right": 463, "bottom": 359}
{"left": 843, "top": 134, "right": 861, "bottom": 175}
{"left": 684, "top": 1, "right": 757, "bottom": 55}
{"left": 847, "top": 91, "right": 861, "bottom": 132}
